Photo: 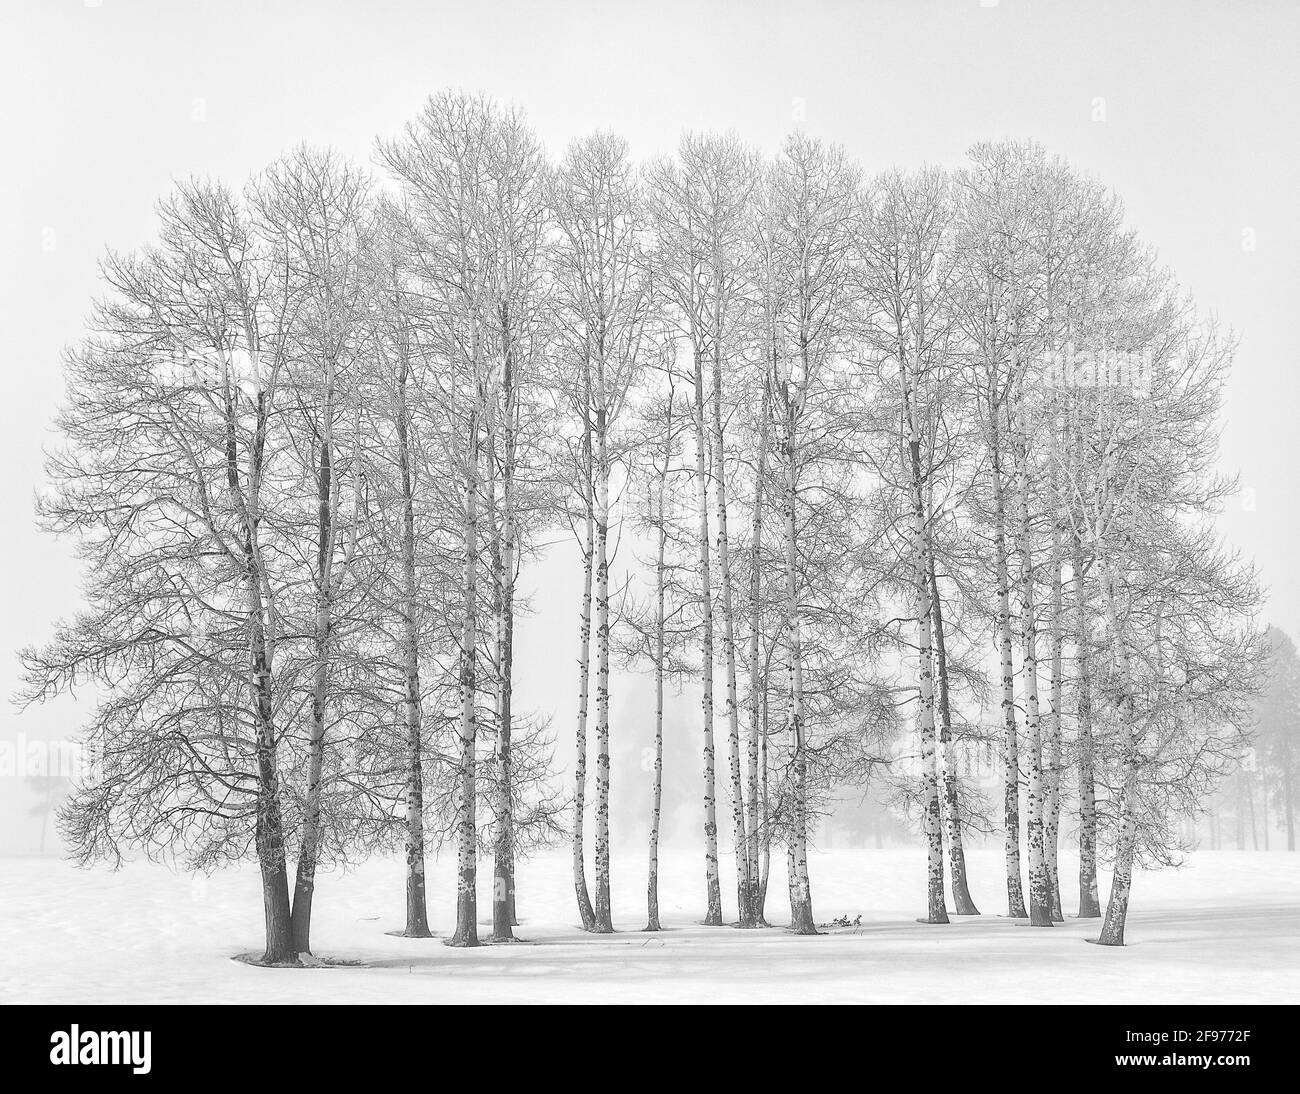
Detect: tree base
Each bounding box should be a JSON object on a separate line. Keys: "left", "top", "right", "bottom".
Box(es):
{"left": 232, "top": 951, "right": 363, "bottom": 968}
{"left": 951, "top": 879, "right": 979, "bottom": 916}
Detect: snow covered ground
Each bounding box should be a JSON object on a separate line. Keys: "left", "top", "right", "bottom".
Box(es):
{"left": 2, "top": 847, "right": 1296, "bottom": 1004}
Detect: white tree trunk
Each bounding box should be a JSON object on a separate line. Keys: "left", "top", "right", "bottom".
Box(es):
{"left": 396, "top": 356, "right": 430, "bottom": 938}
{"left": 692, "top": 347, "right": 723, "bottom": 926}
{"left": 1045, "top": 517, "right": 1065, "bottom": 922}
{"left": 712, "top": 345, "right": 749, "bottom": 926}
{"left": 929, "top": 551, "right": 978, "bottom": 915}
{"left": 904, "top": 378, "right": 947, "bottom": 926}
{"left": 745, "top": 380, "right": 771, "bottom": 925}
{"left": 989, "top": 406, "right": 1028, "bottom": 919}
{"left": 783, "top": 391, "right": 816, "bottom": 935}
{"left": 1012, "top": 401, "right": 1053, "bottom": 927}
{"left": 1099, "top": 565, "right": 1140, "bottom": 946}
{"left": 646, "top": 464, "right": 667, "bottom": 931}
{"left": 572, "top": 414, "right": 597, "bottom": 931}
{"left": 1071, "top": 437, "right": 1101, "bottom": 918}
{"left": 593, "top": 396, "right": 614, "bottom": 934}
{"left": 449, "top": 399, "right": 480, "bottom": 948}
{"left": 491, "top": 321, "right": 518, "bottom": 941}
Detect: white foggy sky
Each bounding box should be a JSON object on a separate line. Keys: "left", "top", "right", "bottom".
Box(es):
{"left": 0, "top": 0, "right": 1295, "bottom": 848}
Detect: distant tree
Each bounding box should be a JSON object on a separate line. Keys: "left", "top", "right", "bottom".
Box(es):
{"left": 1256, "top": 627, "right": 1300, "bottom": 850}
{"left": 26, "top": 773, "right": 72, "bottom": 854}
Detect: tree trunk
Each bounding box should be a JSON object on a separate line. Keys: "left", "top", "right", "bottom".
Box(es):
{"left": 712, "top": 340, "right": 750, "bottom": 927}
{"left": 1098, "top": 758, "right": 1139, "bottom": 946}
{"left": 253, "top": 664, "right": 294, "bottom": 965}
{"left": 400, "top": 622, "right": 427, "bottom": 943}
{"left": 448, "top": 402, "right": 480, "bottom": 949}
{"left": 592, "top": 392, "right": 614, "bottom": 934}
{"left": 757, "top": 680, "right": 772, "bottom": 924}
{"left": 1011, "top": 402, "right": 1052, "bottom": 928}
{"left": 647, "top": 400, "right": 676, "bottom": 930}
{"left": 692, "top": 346, "right": 723, "bottom": 926}
{"left": 929, "top": 552, "right": 978, "bottom": 915}
{"left": 292, "top": 431, "right": 335, "bottom": 955}
{"left": 1285, "top": 769, "right": 1295, "bottom": 850}
{"left": 744, "top": 380, "right": 771, "bottom": 925}
{"left": 1247, "top": 774, "right": 1258, "bottom": 851}
{"left": 1098, "top": 566, "right": 1139, "bottom": 946}
{"left": 1045, "top": 519, "right": 1065, "bottom": 922}
{"left": 783, "top": 387, "right": 816, "bottom": 935}
{"left": 229, "top": 389, "right": 294, "bottom": 966}
{"left": 905, "top": 411, "right": 947, "bottom": 925}
{"left": 644, "top": 511, "right": 665, "bottom": 930}
{"left": 989, "top": 406, "right": 1028, "bottom": 919}
{"left": 785, "top": 843, "right": 800, "bottom": 925}
{"left": 492, "top": 317, "right": 517, "bottom": 942}
{"left": 252, "top": 618, "right": 293, "bottom": 965}
{"left": 572, "top": 406, "right": 598, "bottom": 930}
{"left": 396, "top": 357, "right": 431, "bottom": 939}
{"left": 1073, "top": 517, "right": 1101, "bottom": 917}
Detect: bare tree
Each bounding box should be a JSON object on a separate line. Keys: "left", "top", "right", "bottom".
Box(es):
{"left": 760, "top": 133, "right": 861, "bottom": 934}
{"left": 251, "top": 146, "right": 372, "bottom": 955}
{"left": 647, "top": 133, "right": 761, "bottom": 926}
{"left": 24, "top": 179, "right": 302, "bottom": 964}
{"left": 1257, "top": 628, "right": 1300, "bottom": 850}
{"left": 380, "top": 91, "right": 522, "bottom": 947}
{"left": 551, "top": 132, "right": 654, "bottom": 933}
